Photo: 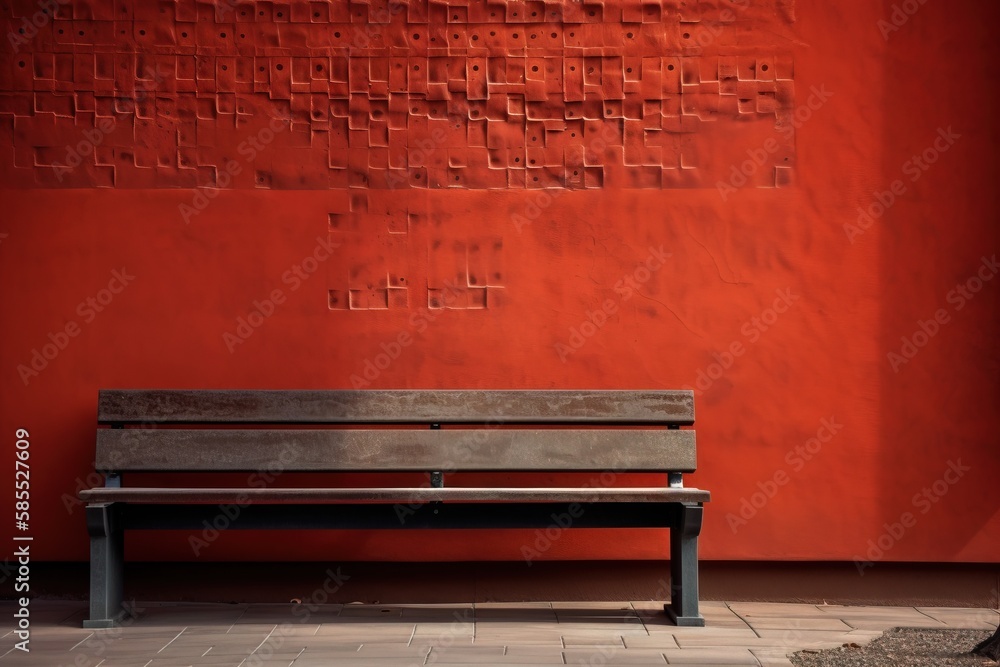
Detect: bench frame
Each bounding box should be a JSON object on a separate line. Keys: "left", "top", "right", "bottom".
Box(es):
{"left": 81, "top": 389, "right": 709, "bottom": 628}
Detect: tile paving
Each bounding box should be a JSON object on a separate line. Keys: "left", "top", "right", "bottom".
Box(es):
{"left": 0, "top": 600, "right": 996, "bottom": 666}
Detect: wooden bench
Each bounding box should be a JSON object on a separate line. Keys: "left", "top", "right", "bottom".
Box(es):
{"left": 80, "top": 389, "right": 709, "bottom": 628}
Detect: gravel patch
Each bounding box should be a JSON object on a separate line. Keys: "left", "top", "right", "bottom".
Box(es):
{"left": 790, "top": 627, "right": 998, "bottom": 666}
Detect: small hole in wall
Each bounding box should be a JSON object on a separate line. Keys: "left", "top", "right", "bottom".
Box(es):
{"left": 668, "top": 64, "right": 675, "bottom": 71}
{"left": 276, "top": 64, "right": 284, "bottom": 70}
{"left": 473, "top": 65, "right": 479, "bottom": 71}
{"left": 761, "top": 64, "right": 769, "bottom": 71}
{"left": 18, "top": 61, "right": 25, "bottom": 68}
{"left": 181, "top": 31, "right": 187, "bottom": 37}
{"left": 139, "top": 29, "right": 145, "bottom": 35}
{"left": 683, "top": 32, "right": 690, "bottom": 39}
{"left": 334, "top": 31, "right": 341, "bottom": 37}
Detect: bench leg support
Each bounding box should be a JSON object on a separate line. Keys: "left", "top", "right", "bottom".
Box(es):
{"left": 84, "top": 503, "right": 127, "bottom": 628}
{"left": 664, "top": 503, "right": 704, "bottom": 627}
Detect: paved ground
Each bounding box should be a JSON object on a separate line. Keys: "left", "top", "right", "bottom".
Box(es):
{"left": 0, "top": 600, "right": 996, "bottom": 666}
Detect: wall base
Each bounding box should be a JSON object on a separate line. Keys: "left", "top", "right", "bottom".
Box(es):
{"left": 12, "top": 561, "right": 999, "bottom": 608}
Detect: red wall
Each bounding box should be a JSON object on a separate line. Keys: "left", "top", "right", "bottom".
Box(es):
{"left": 2, "top": 0, "right": 998, "bottom": 565}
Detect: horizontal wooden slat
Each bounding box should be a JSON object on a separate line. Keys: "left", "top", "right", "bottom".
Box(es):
{"left": 111, "top": 503, "right": 696, "bottom": 531}
{"left": 95, "top": 428, "right": 696, "bottom": 472}
{"left": 79, "top": 487, "right": 710, "bottom": 504}
{"left": 97, "top": 389, "right": 694, "bottom": 424}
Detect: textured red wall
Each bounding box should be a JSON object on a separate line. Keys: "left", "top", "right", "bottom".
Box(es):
{"left": 1, "top": 0, "right": 998, "bottom": 565}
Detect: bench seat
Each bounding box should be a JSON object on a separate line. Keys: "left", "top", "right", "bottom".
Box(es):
{"left": 80, "top": 486, "right": 711, "bottom": 504}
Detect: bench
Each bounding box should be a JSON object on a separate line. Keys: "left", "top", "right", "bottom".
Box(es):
{"left": 79, "top": 389, "right": 709, "bottom": 628}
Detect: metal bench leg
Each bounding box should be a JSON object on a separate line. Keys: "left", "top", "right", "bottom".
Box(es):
{"left": 84, "top": 503, "right": 126, "bottom": 628}
{"left": 664, "top": 502, "right": 704, "bottom": 627}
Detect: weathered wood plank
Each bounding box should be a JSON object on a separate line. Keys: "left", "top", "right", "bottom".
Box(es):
{"left": 79, "top": 487, "right": 711, "bottom": 504}
{"left": 95, "top": 428, "right": 696, "bottom": 472}
{"left": 97, "top": 390, "right": 695, "bottom": 424}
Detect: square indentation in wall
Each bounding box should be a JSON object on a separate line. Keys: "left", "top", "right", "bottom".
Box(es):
{"left": 328, "top": 289, "right": 350, "bottom": 310}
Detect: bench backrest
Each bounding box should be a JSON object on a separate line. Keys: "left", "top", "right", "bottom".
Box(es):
{"left": 96, "top": 390, "right": 696, "bottom": 474}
